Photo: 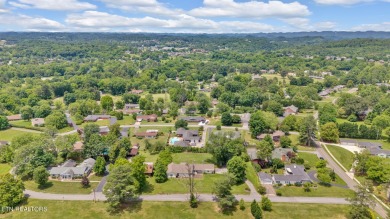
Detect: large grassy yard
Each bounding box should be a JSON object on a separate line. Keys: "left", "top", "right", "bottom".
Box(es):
{"left": 245, "top": 162, "right": 260, "bottom": 188}
{"left": 24, "top": 180, "right": 99, "bottom": 194}
{"left": 144, "top": 174, "right": 249, "bottom": 195}
{"left": 276, "top": 184, "right": 354, "bottom": 198}
{"left": 0, "top": 163, "right": 11, "bottom": 175}
{"left": 172, "top": 153, "right": 213, "bottom": 164}
{"left": 298, "top": 152, "right": 321, "bottom": 167}
{"left": 0, "top": 199, "right": 351, "bottom": 219}
{"left": 0, "top": 128, "right": 40, "bottom": 141}
{"left": 325, "top": 145, "right": 355, "bottom": 170}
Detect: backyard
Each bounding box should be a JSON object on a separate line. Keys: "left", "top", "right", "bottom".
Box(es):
{"left": 0, "top": 128, "right": 40, "bottom": 141}
{"left": 144, "top": 174, "right": 249, "bottom": 195}
{"left": 24, "top": 180, "right": 99, "bottom": 194}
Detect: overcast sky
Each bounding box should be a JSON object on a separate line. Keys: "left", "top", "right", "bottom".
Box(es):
{"left": 0, "top": 0, "right": 389, "bottom": 32}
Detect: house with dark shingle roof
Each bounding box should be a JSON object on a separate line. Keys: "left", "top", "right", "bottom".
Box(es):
{"left": 179, "top": 116, "right": 205, "bottom": 123}
{"left": 167, "top": 163, "right": 215, "bottom": 178}
{"left": 176, "top": 128, "right": 201, "bottom": 145}
{"left": 272, "top": 164, "right": 311, "bottom": 185}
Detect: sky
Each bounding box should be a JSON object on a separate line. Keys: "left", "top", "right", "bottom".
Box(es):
{"left": 0, "top": 0, "right": 389, "bottom": 33}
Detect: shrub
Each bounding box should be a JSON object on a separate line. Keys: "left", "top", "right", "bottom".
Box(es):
{"left": 257, "top": 185, "right": 267, "bottom": 195}
{"left": 276, "top": 190, "right": 282, "bottom": 196}
{"left": 239, "top": 198, "right": 245, "bottom": 210}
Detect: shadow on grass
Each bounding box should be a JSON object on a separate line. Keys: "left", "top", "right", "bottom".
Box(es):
{"left": 141, "top": 180, "right": 155, "bottom": 193}
{"left": 37, "top": 181, "right": 53, "bottom": 190}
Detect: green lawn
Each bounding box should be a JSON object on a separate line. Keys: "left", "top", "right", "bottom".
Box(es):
{"left": 24, "top": 180, "right": 99, "bottom": 194}
{"left": 79, "top": 120, "right": 110, "bottom": 128}
{"left": 335, "top": 118, "right": 365, "bottom": 126}
{"left": 144, "top": 174, "right": 249, "bottom": 195}
{"left": 276, "top": 184, "right": 354, "bottom": 197}
{"left": 88, "top": 174, "right": 104, "bottom": 182}
{"left": 172, "top": 153, "right": 213, "bottom": 164}
{"left": 10, "top": 120, "right": 33, "bottom": 128}
{"left": 326, "top": 145, "right": 355, "bottom": 170}
{"left": 116, "top": 115, "right": 135, "bottom": 125}
{"left": 141, "top": 93, "right": 171, "bottom": 102}
{"left": 58, "top": 126, "right": 75, "bottom": 133}
{"left": 0, "top": 129, "right": 40, "bottom": 141}
{"left": 245, "top": 162, "right": 260, "bottom": 188}
{"left": 289, "top": 134, "right": 316, "bottom": 151}
{"left": 0, "top": 163, "right": 11, "bottom": 175}
{"left": 0, "top": 199, "right": 351, "bottom": 219}
{"left": 298, "top": 152, "right": 321, "bottom": 168}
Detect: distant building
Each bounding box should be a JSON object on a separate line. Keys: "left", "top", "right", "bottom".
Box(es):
{"left": 135, "top": 131, "right": 158, "bottom": 139}
{"left": 6, "top": 114, "right": 22, "bottom": 121}
{"left": 283, "top": 105, "right": 298, "bottom": 117}
{"left": 167, "top": 163, "right": 215, "bottom": 178}
{"left": 31, "top": 118, "right": 45, "bottom": 127}
{"left": 272, "top": 148, "right": 294, "bottom": 162}
{"left": 130, "top": 89, "right": 144, "bottom": 95}
{"left": 272, "top": 165, "right": 311, "bottom": 185}
{"left": 179, "top": 116, "right": 206, "bottom": 123}
{"left": 176, "top": 128, "right": 201, "bottom": 146}
{"left": 73, "top": 141, "right": 83, "bottom": 152}
{"left": 136, "top": 114, "right": 158, "bottom": 122}
{"left": 83, "top": 115, "right": 111, "bottom": 122}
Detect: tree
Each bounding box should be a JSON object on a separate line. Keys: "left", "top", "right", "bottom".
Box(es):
{"left": 154, "top": 161, "right": 168, "bottom": 183}
{"left": 261, "top": 196, "right": 272, "bottom": 211}
{"left": 20, "top": 106, "right": 34, "bottom": 120}
{"left": 213, "top": 176, "right": 237, "bottom": 213}
{"left": 372, "top": 114, "right": 390, "bottom": 130}
{"left": 319, "top": 103, "right": 337, "bottom": 125}
{"left": 232, "top": 115, "right": 241, "bottom": 124}
{"left": 249, "top": 111, "right": 267, "bottom": 138}
{"left": 256, "top": 140, "right": 274, "bottom": 161}
{"left": 94, "top": 156, "right": 106, "bottom": 176}
{"left": 197, "top": 95, "right": 211, "bottom": 114}
{"left": 0, "top": 174, "right": 25, "bottom": 213}
{"left": 101, "top": 95, "right": 114, "bottom": 112}
{"left": 33, "top": 166, "right": 49, "bottom": 187}
{"left": 317, "top": 168, "right": 332, "bottom": 185}
{"left": 83, "top": 123, "right": 100, "bottom": 143}
{"left": 190, "top": 192, "right": 198, "bottom": 208}
{"left": 206, "top": 134, "right": 245, "bottom": 166}
{"left": 221, "top": 112, "right": 233, "bottom": 126}
{"left": 320, "top": 122, "right": 339, "bottom": 143}
{"left": 347, "top": 182, "right": 375, "bottom": 219}
{"left": 45, "top": 111, "right": 68, "bottom": 129}
{"left": 103, "top": 165, "right": 137, "bottom": 212}
{"left": 0, "top": 116, "right": 9, "bottom": 130}
{"left": 130, "top": 155, "right": 147, "bottom": 192}
{"left": 299, "top": 116, "right": 317, "bottom": 146}
{"left": 251, "top": 200, "right": 263, "bottom": 219}
{"left": 227, "top": 156, "right": 246, "bottom": 184}
{"left": 280, "top": 136, "right": 292, "bottom": 148}
{"left": 175, "top": 119, "right": 188, "bottom": 130}
{"left": 239, "top": 198, "right": 245, "bottom": 210}
{"left": 81, "top": 175, "right": 90, "bottom": 188}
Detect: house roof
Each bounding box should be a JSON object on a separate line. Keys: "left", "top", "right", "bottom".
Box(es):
{"left": 368, "top": 148, "right": 390, "bottom": 156}
{"left": 285, "top": 164, "right": 307, "bottom": 176}
{"left": 174, "top": 141, "right": 191, "bottom": 147}
{"left": 78, "top": 158, "right": 96, "bottom": 169}
{"left": 130, "top": 148, "right": 138, "bottom": 156}
{"left": 284, "top": 105, "right": 298, "bottom": 113}
{"left": 358, "top": 142, "right": 382, "bottom": 149}
{"left": 31, "top": 118, "right": 45, "bottom": 125}
{"left": 84, "top": 115, "right": 111, "bottom": 121}
{"left": 144, "top": 162, "right": 154, "bottom": 174}
{"left": 49, "top": 166, "right": 87, "bottom": 175}
{"left": 124, "top": 104, "right": 140, "bottom": 109}
{"left": 179, "top": 116, "right": 205, "bottom": 122}
{"left": 6, "top": 114, "right": 22, "bottom": 121}
{"left": 136, "top": 114, "right": 157, "bottom": 120}
{"left": 99, "top": 126, "right": 110, "bottom": 133}
{"left": 247, "top": 148, "right": 258, "bottom": 160}
{"left": 73, "top": 141, "right": 83, "bottom": 151}
{"left": 272, "top": 130, "right": 285, "bottom": 137}
{"left": 273, "top": 174, "right": 310, "bottom": 182}
{"left": 259, "top": 172, "right": 273, "bottom": 183}
{"left": 0, "top": 141, "right": 9, "bottom": 146}
{"left": 62, "top": 159, "right": 77, "bottom": 167}
{"left": 130, "top": 89, "right": 143, "bottom": 94}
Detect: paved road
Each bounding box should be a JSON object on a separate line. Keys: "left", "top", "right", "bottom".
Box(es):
{"left": 24, "top": 189, "right": 349, "bottom": 204}
{"left": 315, "top": 141, "right": 388, "bottom": 218}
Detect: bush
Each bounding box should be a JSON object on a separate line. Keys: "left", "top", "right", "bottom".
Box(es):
{"left": 216, "top": 125, "right": 221, "bottom": 130}
{"left": 276, "top": 190, "right": 282, "bottom": 196}
{"left": 261, "top": 196, "right": 272, "bottom": 211}
{"left": 81, "top": 176, "right": 90, "bottom": 188}
{"left": 239, "top": 198, "right": 245, "bottom": 210}
{"left": 257, "top": 185, "right": 267, "bottom": 195}
{"left": 252, "top": 163, "right": 261, "bottom": 172}
{"left": 347, "top": 114, "right": 358, "bottom": 122}
{"left": 304, "top": 163, "right": 311, "bottom": 170}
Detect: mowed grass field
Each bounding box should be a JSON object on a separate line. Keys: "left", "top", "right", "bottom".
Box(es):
{"left": 326, "top": 145, "right": 355, "bottom": 170}
{"left": 24, "top": 180, "right": 99, "bottom": 194}
{"left": 0, "top": 163, "right": 11, "bottom": 175}
{"left": 144, "top": 174, "right": 249, "bottom": 195}
{"left": 277, "top": 185, "right": 354, "bottom": 198}
{"left": 0, "top": 128, "right": 40, "bottom": 141}
{"left": 0, "top": 200, "right": 351, "bottom": 219}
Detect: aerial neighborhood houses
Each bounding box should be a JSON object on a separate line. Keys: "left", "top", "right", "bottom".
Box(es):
{"left": 122, "top": 104, "right": 141, "bottom": 114}
{"left": 318, "top": 85, "right": 345, "bottom": 97}
{"left": 283, "top": 105, "right": 298, "bottom": 117}
{"left": 259, "top": 165, "right": 312, "bottom": 185}
{"left": 6, "top": 114, "right": 22, "bottom": 121}
{"left": 84, "top": 115, "right": 117, "bottom": 125}
{"left": 180, "top": 116, "right": 206, "bottom": 123}
{"left": 340, "top": 139, "right": 390, "bottom": 158}
{"left": 167, "top": 163, "right": 215, "bottom": 178}
{"left": 174, "top": 128, "right": 201, "bottom": 146}
{"left": 135, "top": 130, "right": 158, "bottom": 139}
{"left": 49, "top": 158, "right": 96, "bottom": 180}
{"left": 257, "top": 130, "right": 285, "bottom": 142}
{"left": 136, "top": 114, "right": 158, "bottom": 122}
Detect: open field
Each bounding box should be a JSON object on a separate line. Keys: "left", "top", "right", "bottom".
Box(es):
{"left": 326, "top": 145, "right": 355, "bottom": 170}
{"left": 245, "top": 162, "right": 260, "bottom": 188}
{"left": 24, "top": 180, "right": 99, "bottom": 194}
{"left": 0, "top": 163, "right": 11, "bottom": 175}
{"left": 144, "top": 174, "right": 249, "bottom": 195}
{"left": 171, "top": 153, "right": 213, "bottom": 164}
{"left": 0, "top": 128, "right": 40, "bottom": 141}
{"left": 0, "top": 200, "right": 351, "bottom": 219}
{"left": 276, "top": 185, "right": 354, "bottom": 197}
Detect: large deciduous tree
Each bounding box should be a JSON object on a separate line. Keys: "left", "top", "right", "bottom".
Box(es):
{"left": 320, "top": 122, "right": 339, "bottom": 143}
{"left": 227, "top": 156, "right": 246, "bottom": 184}
{"left": 0, "top": 174, "right": 25, "bottom": 213}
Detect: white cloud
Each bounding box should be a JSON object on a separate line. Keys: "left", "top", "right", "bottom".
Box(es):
{"left": 281, "top": 18, "right": 337, "bottom": 31}
{"left": 189, "top": 0, "right": 310, "bottom": 18}
{"left": 0, "top": 14, "right": 64, "bottom": 31}
{"left": 65, "top": 11, "right": 275, "bottom": 33}
{"left": 314, "top": 0, "right": 390, "bottom": 5}
{"left": 0, "top": 0, "right": 8, "bottom": 12}
{"left": 9, "top": 0, "right": 96, "bottom": 11}
{"left": 351, "top": 22, "right": 390, "bottom": 31}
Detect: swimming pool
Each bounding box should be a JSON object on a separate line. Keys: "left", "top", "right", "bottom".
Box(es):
{"left": 169, "top": 137, "right": 182, "bottom": 145}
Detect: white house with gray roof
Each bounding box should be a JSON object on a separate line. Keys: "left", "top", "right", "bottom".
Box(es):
{"left": 49, "top": 158, "right": 96, "bottom": 180}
